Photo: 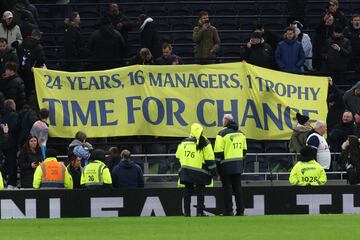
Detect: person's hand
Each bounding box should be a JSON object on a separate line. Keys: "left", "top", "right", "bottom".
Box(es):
{"left": 31, "top": 162, "right": 39, "bottom": 168}
{"left": 246, "top": 42, "right": 252, "bottom": 48}
{"left": 328, "top": 77, "right": 333, "bottom": 86}
{"left": 116, "top": 22, "right": 124, "bottom": 30}
{"left": 331, "top": 43, "right": 340, "bottom": 51}
{"left": 1, "top": 123, "right": 8, "bottom": 134}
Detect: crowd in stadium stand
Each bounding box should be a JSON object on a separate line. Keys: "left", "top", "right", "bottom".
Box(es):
{"left": 0, "top": 0, "right": 359, "bottom": 188}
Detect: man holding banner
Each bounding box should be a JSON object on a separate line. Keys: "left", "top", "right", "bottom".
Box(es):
{"left": 214, "top": 114, "right": 247, "bottom": 216}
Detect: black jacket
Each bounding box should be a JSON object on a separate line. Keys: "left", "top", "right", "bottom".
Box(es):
{"left": 2, "top": 105, "right": 18, "bottom": 150}
{"left": 67, "top": 165, "right": 82, "bottom": 189}
{"left": 1, "top": 74, "right": 26, "bottom": 110}
{"left": 64, "top": 19, "right": 86, "bottom": 59}
{"left": 242, "top": 41, "right": 274, "bottom": 69}
{"left": 140, "top": 21, "right": 161, "bottom": 59}
{"left": 18, "top": 37, "right": 46, "bottom": 68}
{"left": 344, "top": 25, "right": 360, "bottom": 56}
{"left": 329, "top": 122, "right": 354, "bottom": 152}
{"left": 326, "top": 84, "right": 345, "bottom": 135}
{"left": 111, "top": 160, "right": 144, "bottom": 188}
{"left": 17, "top": 106, "right": 39, "bottom": 147}
{"left": 18, "top": 147, "right": 42, "bottom": 188}
{"left": 105, "top": 11, "right": 133, "bottom": 42}
{"left": 322, "top": 35, "right": 352, "bottom": 72}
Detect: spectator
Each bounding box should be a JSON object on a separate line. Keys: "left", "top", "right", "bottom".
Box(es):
{"left": 130, "top": 48, "right": 154, "bottom": 65}
{"left": 68, "top": 131, "right": 93, "bottom": 167}
{"left": 67, "top": 152, "right": 82, "bottom": 189}
{"left": 329, "top": 110, "right": 354, "bottom": 153}
{"left": 354, "top": 112, "right": 360, "bottom": 137}
{"left": 33, "top": 148, "right": 73, "bottom": 189}
{"left": 17, "top": 104, "right": 38, "bottom": 147}
{"left": 64, "top": 12, "right": 88, "bottom": 72}
{"left": 322, "top": 25, "right": 352, "bottom": 80}
{"left": 155, "top": 43, "right": 177, "bottom": 65}
{"left": 30, "top": 108, "right": 49, "bottom": 159}
{"left": 326, "top": 77, "right": 345, "bottom": 135}
{"left": 111, "top": 149, "right": 144, "bottom": 188}
{"left": 344, "top": 14, "right": 360, "bottom": 71}
{"left": 289, "top": 146, "right": 327, "bottom": 186}
{"left": 306, "top": 121, "right": 331, "bottom": 170}
{"left": 291, "top": 21, "right": 313, "bottom": 71}
{"left": 0, "top": 37, "right": 18, "bottom": 76}
{"left": 104, "top": 3, "right": 133, "bottom": 44}
{"left": 340, "top": 135, "right": 360, "bottom": 184}
{"left": 343, "top": 81, "right": 360, "bottom": 115}
{"left": 0, "top": 61, "right": 25, "bottom": 110}
{"left": 193, "top": 11, "right": 220, "bottom": 64}
{"left": 137, "top": 14, "right": 161, "bottom": 59}
{"left": 80, "top": 149, "right": 112, "bottom": 189}
{"left": 11, "top": 0, "right": 38, "bottom": 38}
{"left": 275, "top": 27, "right": 305, "bottom": 74}
{"left": 88, "top": 17, "right": 126, "bottom": 70}
{"left": 253, "top": 22, "right": 279, "bottom": 52}
{"left": 107, "top": 146, "right": 120, "bottom": 173}
{"left": 287, "top": 0, "right": 307, "bottom": 24}
{"left": 2, "top": 99, "right": 18, "bottom": 188}
{"left": 313, "top": 13, "right": 335, "bottom": 71}
{"left": 17, "top": 135, "right": 42, "bottom": 188}
{"left": 0, "top": 123, "right": 8, "bottom": 189}
{"left": 325, "top": 0, "right": 347, "bottom": 28}
{"left": 0, "top": 11, "right": 22, "bottom": 49}
{"left": 241, "top": 30, "right": 274, "bottom": 69}
{"left": 17, "top": 28, "right": 46, "bottom": 99}
{"left": 289, "top": 112, "right": 312, "bottom": 154}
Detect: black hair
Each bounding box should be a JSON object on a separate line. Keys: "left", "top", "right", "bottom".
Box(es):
{"left": 39, "top": 108, "right": 49, "bottom": 119}
{"left": 4, "top": 61, "right": 18, "bottom": 72}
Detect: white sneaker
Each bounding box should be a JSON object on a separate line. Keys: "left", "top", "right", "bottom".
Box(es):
{"left": 7, "top": 185, "right": 17, "bottom": 190}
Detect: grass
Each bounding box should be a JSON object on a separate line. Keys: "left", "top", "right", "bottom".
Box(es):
{"left": 0, "top": 215, "right": 359, "bottom": 240}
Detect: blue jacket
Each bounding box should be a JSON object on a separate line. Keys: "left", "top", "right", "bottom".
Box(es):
{"left": 111, "top": 160, "right": 144, "bottom": 188}
{"left": 275, "top": 39, "right": 305, "bottom": 73}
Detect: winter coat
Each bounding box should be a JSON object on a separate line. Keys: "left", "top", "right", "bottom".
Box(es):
{"left": 88, "top": 24, "right": 126, "bottom": 70}
{"left": 68, "top": 139, "right": 93, "bottom": 167}
{"left": 242, "top": 41, "right": 274, "bottom": 69}
{"left": 289, "top": 124, "right": 312, "bottom": 153}
{"left": 344, "top": 25, "right": 360, "bottom": 57}
{"left": 18, "top": 36, "right": 46, "bottom": 68}
{"left": 343, "top": 87, "right": 360, "bottom": 115}
{"left": 17, "top": 106, "right": 38, "bottom": 147}
{"left": 299, "top": 33, "right": 313, "bottom": 70}
{"left": 193, "top": 23, "right": 221, "bottom": 59}
{"left": 322, "top": 36, "right": 352, "bottom": 72}
{"left": 18, "top": 147, "right": 42, "bottom": 188}
{"left": 155, "top": 54, "right": 177, "bottom": 65}
{"left": 67, "top": 165, "right": 82, "bottom": 189}
{"left": 329, "top": 122, "right": 354, "bottom": 152}
{"left": 0, "top": 47, "right": 19, "bottom": 74}
{"left": 64, "top": 19, "right": 86, "bottom": 60}
{"left": 327, "top": 84, "right": 345, "bottom": 135}
{"left": 105, "top": 11, "right": 133, "bottom": 42}
{"left": 1, "top": 74, "right": 26, "bottom": 110}
{"left": 140, "top": 18, "right": 162, "bottom": 59}
{"left": 0, "top": 19, "right": 23, "bottom": 46}
{"left": 2, "top": 105, "right": 18, "bottom": 150}
{"left": 275, "top": 39, "right": 305, "bottom": 73}
{"left": 111, "top": 160, "right": 144, "bottom": 188}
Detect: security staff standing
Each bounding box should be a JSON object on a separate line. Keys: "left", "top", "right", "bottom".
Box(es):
{"left": 176, "top": 123, "right": 217, "bottom": 217}
{"left": 289, "top": 146, "right": 327, "bottom": 186}
{"left": 33, "top": 149, "right": 73, "bottom": 189}
{"left": 81, "top": 149, "right": 112, "bottom": 188}
{"left": 214, "top": 114, "right": 247, "bottom": 216}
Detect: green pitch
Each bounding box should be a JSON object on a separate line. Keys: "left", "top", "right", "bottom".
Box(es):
{"left": 1, "top": 215, "right": 359, "bottom": 240}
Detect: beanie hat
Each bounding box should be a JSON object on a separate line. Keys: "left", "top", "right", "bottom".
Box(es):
{"left": 296, "top": 113, "right": 309, "bottom": 125}
{"left": 300, "top": 146, "right": 316, "bottom": 162}
{"left": 354, "top": 81, "right": 360, "bottom": 89}
{"left": 292, "top": 21, "right": 303, "bottom": 32}
{"left": 251, "top": 30, "right": 262, "bottom": 39}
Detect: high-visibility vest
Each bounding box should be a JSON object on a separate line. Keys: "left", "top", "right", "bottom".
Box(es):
{"left": 81, "top": 160, "right": 107, "bottom": 187}
{"left": 40, "top": 160, "right": 66, "bottom": 188}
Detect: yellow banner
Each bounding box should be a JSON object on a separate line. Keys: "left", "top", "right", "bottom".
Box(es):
{"left": 33, "top": 62, "right": 328, "bottom": 139}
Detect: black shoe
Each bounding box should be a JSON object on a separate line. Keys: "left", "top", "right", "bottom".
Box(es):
{"left": 196, "top": 213, "right": 208, "bottom": 217}
{"left": 235, "top": 212, "right": 244, "bottom": 216}
{"left": 184, "top": 213, "right": 191, "bottom": 217}
{"left": 223, "top": 211, "right": 234, "bottom": 216}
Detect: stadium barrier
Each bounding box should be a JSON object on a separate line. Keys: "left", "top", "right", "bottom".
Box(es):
{"left": 0, "top": 186, "right": 359, "bottom": 218}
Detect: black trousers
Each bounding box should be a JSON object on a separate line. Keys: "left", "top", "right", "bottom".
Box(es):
{"left": 221, "top": 174, "right": 244, "bottom": 215}
{"left": 183, "top": 183, "right": 205, "bottom": 215}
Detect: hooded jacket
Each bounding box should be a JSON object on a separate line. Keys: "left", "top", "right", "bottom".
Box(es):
{"left": 1, "top": 74, "right": 25, "bottom": 110}
{"left": 18, "top": 36, "right": 46, "bottom": 68}
{"left": 140, "top": 18, "right": 162, "bottom": 59}
{"left": 0, "top": 19, "right": 22, "bottom": 46}
{"left": 242, "top": 40, "right": 274, "bottom": 69}
{"left": 289, "top": 124, "right": 312, "bottom": 153}
{"left": 322, "top": 35, "right": 352, "bottom": 72}
{"left": 111, "top": 159, "right": 144, "bottom": 188}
